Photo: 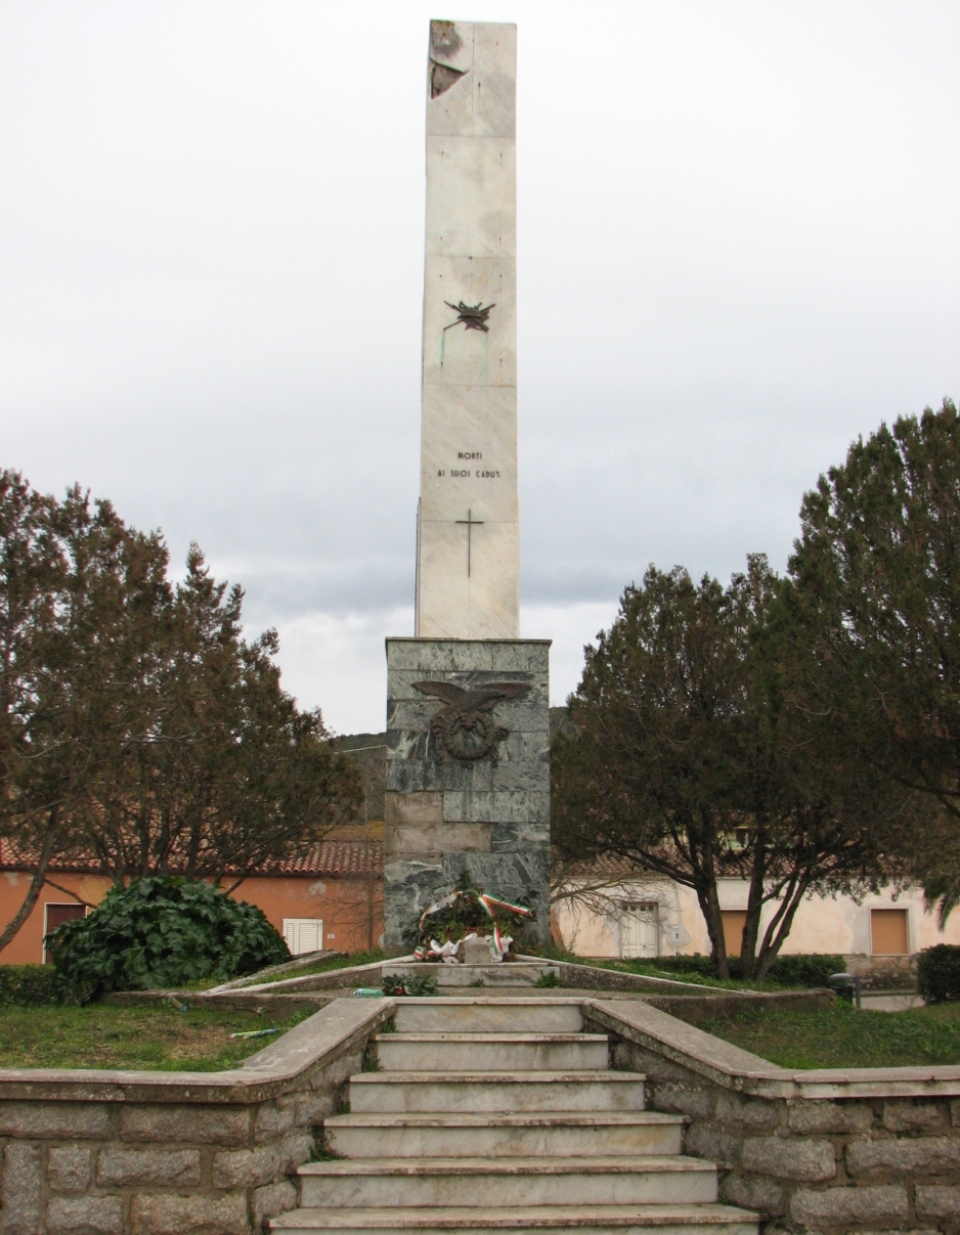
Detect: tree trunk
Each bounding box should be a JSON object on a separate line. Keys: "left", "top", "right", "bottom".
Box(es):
{"left": 753, "top": 873, "right": 811, "bottom": 981}
{"left": 0, "top": 813, "right": 60, "bottom": 954}
{"left": 738, "top": 837, "right": 769, "bottom": 980}
{"left": 695, "top": 880, "right": 729, "bottom": 978}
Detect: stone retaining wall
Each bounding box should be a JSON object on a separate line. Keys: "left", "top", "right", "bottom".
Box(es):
{"left": 0, "top": 998, "right": 392, "bottom": 1235}
{"left": 104, "top": 991, "right": 332, "bottom": 1017}
{"left": 584, "top": 998, "right": 960, "bottom": 1235}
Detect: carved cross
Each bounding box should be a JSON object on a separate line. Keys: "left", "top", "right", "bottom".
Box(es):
{"left": 455, "top": 508, "right": 484, "bottom": 577}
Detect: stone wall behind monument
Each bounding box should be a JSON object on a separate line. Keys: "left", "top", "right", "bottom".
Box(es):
{"left": 383, "top": 638, "right": 551, "bottom": 951}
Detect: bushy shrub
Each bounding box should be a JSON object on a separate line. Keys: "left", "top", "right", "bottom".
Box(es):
{"left": 917, "top": 944, "right": 960, "bottom": 1004}
{"left": 47, "top": 877, "right": 289, "bottom": 1001}
{"left": 382, "top": 973, "right": 438, "bottom": 997}
{"left": 646, "top": 955, "right": 717, "bottom": 978}
{"left": 625, "top": 953, "right": 843, "bottom": 986}
{"left": 0, "top": 964, "right": 64, "bottom": 1006}
{"left": 763, "top": 954, "right": 844, "bottom": 988}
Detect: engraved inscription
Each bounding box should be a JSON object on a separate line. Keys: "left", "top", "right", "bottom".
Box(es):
{"left": 437, "top": 454, "right": 500, "bottom": 481}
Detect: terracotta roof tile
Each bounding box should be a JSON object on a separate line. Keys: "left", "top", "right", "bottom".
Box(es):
{"left": 0, "top": 837, "right": 383, "bottom": 880}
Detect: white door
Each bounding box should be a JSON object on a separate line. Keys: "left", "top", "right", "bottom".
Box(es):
{"left": 283, "top": 918, "right": 324, "bottom": 955}
{"left": 620, "top": 903, "right": 659, "bottom": 958}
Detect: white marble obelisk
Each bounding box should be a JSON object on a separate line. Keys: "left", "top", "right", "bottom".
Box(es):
{"left": 415, "top": 20, "right": 518, "bottom": 639}
{"left": 384, "top": 21, "right": 549, "bottom": 952}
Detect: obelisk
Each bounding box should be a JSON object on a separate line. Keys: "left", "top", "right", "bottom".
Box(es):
{"left": 383, "top": 21, "right": 551, "bottom": 951}
{"left": 415, "top": 19, "right": 518, "bottom": 639}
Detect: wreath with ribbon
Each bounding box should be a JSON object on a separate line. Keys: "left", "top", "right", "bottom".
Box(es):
{"left": 412, "top": 884, "right": 536, "bottom": 962}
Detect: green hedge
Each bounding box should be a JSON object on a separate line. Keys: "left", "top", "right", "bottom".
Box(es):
{"left": 0, "top": 964, "right": 64, "bottom": 1006}
{"left": 762, "top": 954, "right": 845, "bottom": 988}
{"left": 644, "top": 955, "right": 716, "bottom": 978}
{"left": 644, "top": 953, "right": 844, "bottom": 987}
{"left": 917, "top": 945, "right": 960, "bottom": 1004}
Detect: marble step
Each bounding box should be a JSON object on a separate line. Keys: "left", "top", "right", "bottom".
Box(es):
{"left": 324, "top": 1111, "right": 685, "bottom": 1159}
{"left": 272, "top": 1203, "right": 758, "bottom": 1235}
{"left": 299, "top": 1156, "right": 717, "bottom": 1209}
{"left": 349, "top": 1070, "right": 647, "bottom": 1114}
{"left": 374, "top": 1032, "right": 610, "bottom": 1072}
{"left": 383, "top": 963, "right": 559, "bottom": 987}
{"left": 393, "top": 998, "right": 583, "bottom": 1035}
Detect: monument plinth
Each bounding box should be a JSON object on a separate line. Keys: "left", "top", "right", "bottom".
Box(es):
{"left": 384, "top": 21, "right": 550, "bottom": 951}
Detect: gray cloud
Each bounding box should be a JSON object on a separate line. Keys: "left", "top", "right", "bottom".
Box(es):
{"left": 2, "top": 0, "right": 957, "bottom": 733}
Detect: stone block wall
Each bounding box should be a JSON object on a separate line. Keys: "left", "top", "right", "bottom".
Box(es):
{"left": 845, "top": 954, "right": 918, "bottom": 989}
{"left": 585, "top": 998, "right": 960, "bottom": 1235}
{"left": 0, "top": 999, "right": 391, "bottom": 1235}
{"left": 383, "top": 638, "right": 551, "bottom": 949}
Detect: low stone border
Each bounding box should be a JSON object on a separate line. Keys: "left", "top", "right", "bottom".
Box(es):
{"left": 0, "top": 997, "right": 393, "bottom": 1235}
{"left": 206, "top": 951, "right": 346, "bottom": 995}
{"left": 529, "top": 958, "right": 834, "bottom": 1006}
{"left": 549, "top": 957, "right": 734, "bottom": 994}
{"left": 231, "top": 954, "right": 754, "bottom": 998}
{"left": 583, "top": 997, "right": 960, "bottom": 1234}
{"left": 103, "top": 991, "right": 334, "bottom": 1017}
{"left": 643, "top": 989, "right": 834, "bottom": 1018}
{"left": 223, "top": 957, "right": 392, "bottom": 996}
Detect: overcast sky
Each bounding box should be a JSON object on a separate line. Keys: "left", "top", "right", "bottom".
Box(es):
{"left": 2, "top": 1, "right": 958, "bottom": 735}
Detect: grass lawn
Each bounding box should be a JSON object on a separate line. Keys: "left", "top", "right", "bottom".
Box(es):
{"left": 673, "top": 999, "right": 960, "bottom": 1069}
{"left": 0, "top": 1003, "right": 307, "bottom": 1071}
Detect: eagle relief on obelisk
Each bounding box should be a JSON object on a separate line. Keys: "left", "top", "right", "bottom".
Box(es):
{"left": 383, "top": 20, "right": 551, "bottom": 950}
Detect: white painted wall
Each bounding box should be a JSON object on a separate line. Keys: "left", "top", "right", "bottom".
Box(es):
{"left": 553, "top": 878, "right": 960, "bottom": 961}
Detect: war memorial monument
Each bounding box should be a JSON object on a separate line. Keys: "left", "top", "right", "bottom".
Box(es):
{"left": 383, "top": 21, "right": 551, "bottom": 949}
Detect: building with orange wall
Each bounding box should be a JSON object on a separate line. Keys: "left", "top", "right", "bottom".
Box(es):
{"left": 0, "top": 839, "right": 383, "bottom": 966}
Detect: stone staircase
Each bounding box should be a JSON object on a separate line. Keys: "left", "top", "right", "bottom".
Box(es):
{"left": 272, "top": 997, "right": 759, "bottom": 1235}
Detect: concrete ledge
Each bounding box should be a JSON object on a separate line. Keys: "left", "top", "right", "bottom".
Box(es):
{"left": 584, "top": 998, "right": 960, "bottom": 1099}
{"left": 547, "top": 960, "right": 724, "bottom": 995}
{"left": 233, "top": 958, "right": 394, "bottom": 995}
{"left": 644, "top": 991, "right": 832, "bottom": 1017}
{"left": 207, "top": 950, "right": 346, "bottom": 994}
{"left": 546, "top": 960, "right": 832, "bottom": 1005}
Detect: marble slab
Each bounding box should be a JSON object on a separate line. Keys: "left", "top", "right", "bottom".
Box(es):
{"left": 419, "top": 385, "right": 518, "bottom": 522}
{"left": 426, "top": 21, "right": 516, "bottom": 140}
{"left": 416, "top": 517, "right": 519, "bottom": 640}
{"left": 425, "top": 137, "right": 516, "bottom": 259}
{"left": 416, "top": 21, "right": 518, "bottom": 641}
{"left": 423, "top": 257, "right": 516, "bottom": 388}
{"left": 384, "top": 638, "right": 551, "bottom": 951}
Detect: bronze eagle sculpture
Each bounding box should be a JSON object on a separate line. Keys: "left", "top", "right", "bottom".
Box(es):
{"left": 413, "top": 680, "right": 531, "bottom": 763}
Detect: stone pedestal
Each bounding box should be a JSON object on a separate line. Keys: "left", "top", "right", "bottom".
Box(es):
{"left": 383, "top": 637, "right": 551, "bottom": 951}
{"left": 380, "top": 961, "right": 560, "bottom": 988}
{"left": 461, "top": 936, "right": 495, "bottom": 966}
